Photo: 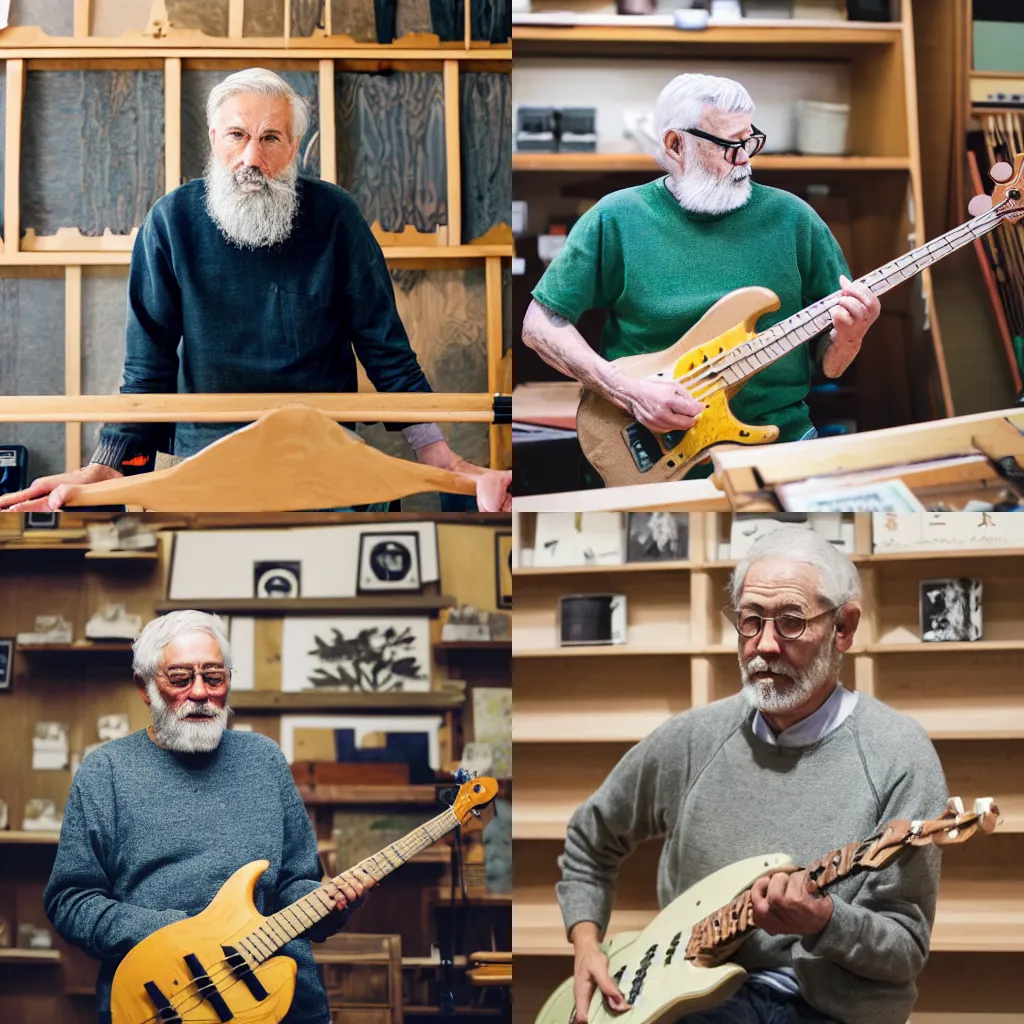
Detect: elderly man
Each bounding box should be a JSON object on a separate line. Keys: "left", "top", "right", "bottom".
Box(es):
{"left": 1, "top": 67, "right": 510, "bottom": 513}
{"left": 521, "top": 73, "right": 880, "bottom": 486}
{"left": 562, "top": 525, "right": 947, "bottom": 1024}
{"left": 44, "top": 610, "right": 374, "bottom": 1024}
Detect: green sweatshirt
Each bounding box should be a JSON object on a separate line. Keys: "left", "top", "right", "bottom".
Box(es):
{"left": 557, "top": 692, "right": 948, "bottom": 1024}
{"left": 532, "top": 178, "right": 851, "bottom": 447}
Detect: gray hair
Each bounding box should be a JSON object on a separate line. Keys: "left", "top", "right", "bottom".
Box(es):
{"left": 132, "top": 610, "right": 233, "bottom": 686}
{"left": 729, "top": 524, "right": 862, "bottom": 609}
{"left": 652, "top": 73, "right": 754, "bottom": 174}
{"left": 206, "top": 67, "right": 310, "bottom": 140}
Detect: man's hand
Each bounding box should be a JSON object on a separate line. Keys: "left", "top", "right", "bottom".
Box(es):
{"left": 750, "top": 869, "right": 833, "bottom": 937}
{"left": 823, "top": 274, "right": 881, "bottom": 378}
{"left": 570, "top": 923, "right": 629, "bottom": 1021}
{"left": 0, "top": 463, "right": 123, "bottom": 511}
{"left": 331, "top": 866, "right": 377, "bottom": 916}
{"left": 414, "top": 440, "right": 511, "bottom": 512}
{"left": 619, "top": 378, "right": 705, "bottom": 434}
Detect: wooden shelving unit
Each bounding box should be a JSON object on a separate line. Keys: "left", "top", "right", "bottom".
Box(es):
{"left": 230, "top": 689, "right": 465, "bottom": 712}
{"left": 155, "top": 596, "right": 456, "bottom": 615}
{"left": 0, "top": 949, "right": 61, "bottom": 964}
{"left": 513, "top": 153, "right": 912, "bottom": 173}
{"left": 0, "top": 831, "right": 60, "bottom": 844}
{"left": 513, "top": 511, "right": 1024, "bottom": 1022}
{"left": 16, "top": 641, "right": 133, "bottom": 653}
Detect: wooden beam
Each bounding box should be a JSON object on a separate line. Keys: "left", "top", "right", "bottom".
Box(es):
{"left": 73, "top": 0, "right": 91, "bottom": 37}
{"left": 0, "top": 47, "right": 511, "bottom": 60}
{"left": 228, "top": 0, "right": 244, "bottom": 40}
{"left": 284, "top": 0, "right": 292, "bottom": 47}
{"left": 465, "top": 0, "right": 472, "bottom": 49}
{"left": 318, "top": 59, "right": 337, "bottom": 184}
{"left": 443, "top": 60, "right": 462, "bottom": 248}
{"left": 4, "top": 60, "right": 25, "bottom": 258}
{"left": 164, "top": 57, "right": 183, "bottom": 192}
{"left": 64, "top": 267, "right": 83, "bottom": 473}
{"left": 485, "top": 256, "right": 503, "bottom": 469}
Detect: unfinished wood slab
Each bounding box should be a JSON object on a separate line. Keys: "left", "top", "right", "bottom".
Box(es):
{"left": 165, "top": 0, "right": 230, "bottom": 37}
{"left": 460, "top": 72, "right": 510, "bottom": 244}
{"left": 63, "top": 406, "right": 478, "bottom": 510}
{"left": 7, "top": 0, "right": 74, "bottom": 36}
{"left": 330, "top": 0, "right": 376, "bottom": 42}
{"left": 90, "top": 0, "right": 151, "bottom": 37}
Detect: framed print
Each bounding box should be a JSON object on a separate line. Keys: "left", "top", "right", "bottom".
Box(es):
{"left": 920, "top": 578, "right": 983, "bottom": 642}
{"left": 253, "top": 561, "right": 301, "bottom": 599}
{"left": 0, "top": 639, "right": 13, "bottom": 691}
{"left": 496, "top": 532, "right": 512, "bottom": 608}
{"left": 626, "top": 513, "right": 688, "bottom": 562}
{"left": 25, "top": 512, "right": 60, "bottom": 530}
{"left": 558, "top": 594, "right": 628, "bottom": 646}
{"left": 357, "top": 532, "right": 422, "bottom": 595}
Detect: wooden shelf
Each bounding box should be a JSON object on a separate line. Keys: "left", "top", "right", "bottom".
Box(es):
{"left": 0, "top": 949, "right": 61, "bottom": 963}
{"left": 404, "top": 1008, "right": 503, "bottom": 1017}
{"left": 82, "top": 550, "right": 159, "bottom": 560}
{"left": 513, "top": 646, "right": 693, "bottom": 658}
{"left": 514, "top": 708, "right": 676, "bottom": 744}
{"left": 298, "top": 785, "right": 441, "bottom": 806}
{"left": 864, "top": 549, "right": 1024, "bottom": 562}
{"left": 515, "top": 561, "right": 691, "bottom": 575}
{"left": 155, "top": 597, "right": 456, "bottom": 615}
{"left": 513, "top": 153, "right": 910, "bottom": 173}
{"left": 896, "top": 706, "right": 1024, "bottom": 741}
{"left": 0, "top": 830, "right": 60, "bottom": 844}
{"left": 17, "top": 641, "right": 133, "bottom": 652}
{"left": 433, "top": 642, "right": 512, "bottom": 652}
{"left": 230, "top": 689, "right": 465, "bottom": 712}
{"left": 0, "top": 44, "right": 511, "bottom": 60}
{"left": 868, "top": 641, "right": 1024, "bottom": 653}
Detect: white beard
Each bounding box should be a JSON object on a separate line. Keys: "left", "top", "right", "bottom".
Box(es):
{"left": 667, "top": 159, "right": 752, "bottom": 216}
{"left": 147, "top": 681, "right": 232, "bottom": 753}
{"left": 204, "top": 155, "right": 299, "bottom": 249}
{"left": 738, "top": 631, "right": 840, "bottom": 715}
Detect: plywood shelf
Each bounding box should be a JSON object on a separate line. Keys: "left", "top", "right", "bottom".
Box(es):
{"left": 155, "top": 597, "right": 456, "bottom": 615}
{"left": 513, "top": 646, "right": 694, "bottom": 658}
{"left": 230, "top": 689, "right": 465, "bottom": 712}
{"left": 515, "top": 561, "right": 691, "bottom": 576}
{"left": 298, "top": 784, "right": 441, "bottom": 806}
{"left": 0, "top": 949, "right": 61, "bottom": 963}
{"left": 513, "top": 153, "right": 911, "bottom": 173}
{"left": 869, "top": 641, "right": 1024, "bottom": 653}
{"left": 82, "top": 550, "right": 159, "bottom": 560}
{"left": 0, "top": 830, "right": 60, "bottom": 844}
{"left": 0, "top": 45, "right": 512, "bottom": 61}
{"left": 17, "top": 641, "right": 133, "bottom": 652}
{"left": 514, "top": 709, "right": 675, "bottom": 744}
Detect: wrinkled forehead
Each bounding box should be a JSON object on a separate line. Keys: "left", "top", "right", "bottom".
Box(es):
{"left": 160, "top": 630, "right": 225, "bottom": 668}
{"left": 213, "top": 91, "right": 293, "bottom": 134}
{"left": 699, "top": 107, "right": 753, "bottom": 139}
{"left": 737, "top": 557, "right": 825, "bottom": 608}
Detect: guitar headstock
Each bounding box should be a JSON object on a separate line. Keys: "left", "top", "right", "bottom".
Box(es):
{"left": 968, "top": 153, "right": 1024, "bottom": 222}
{"left": 450, "top": 774, "right": 499, "bottom": 825}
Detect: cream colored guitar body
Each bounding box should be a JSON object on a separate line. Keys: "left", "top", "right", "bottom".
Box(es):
{"left": 534, "top": 853, "right": 795, "bottom": 1024}
{"left": 576, "top": 288, "right": 785, "bottom": 488}
{"left": 111, "top": 861, "right": 298, "bottom": 1024}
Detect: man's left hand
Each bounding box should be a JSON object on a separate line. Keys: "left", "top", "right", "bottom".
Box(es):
{"left": 332, "top": 866, "right": 377, "bottom": 916}
{"left": 415, "top": 439, "right": 511, "bottom": 511}
{"left": 750, "top": 869, "right": 833, "bottom": 937}
{"left": 823, "top": 274, "right": 881, "bottom": 378}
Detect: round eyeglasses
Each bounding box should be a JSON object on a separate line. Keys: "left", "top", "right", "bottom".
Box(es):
{"left": 681, "top": 125, "right": 767, "bottom": 165}
{"left": 721, "top": 606, "right": 838, "bottom": 641}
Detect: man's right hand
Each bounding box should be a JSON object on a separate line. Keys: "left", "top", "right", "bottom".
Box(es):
{"left": 620, "top": 378, "right": 705, "bottom": 434}
{"left": 571, "top": 926, "right": 630, "bottom": 1022}
{"left": 0, "top": 463, "right": 124, "bottom": 511}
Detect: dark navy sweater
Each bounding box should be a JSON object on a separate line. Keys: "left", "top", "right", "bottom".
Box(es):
{"left": 92, "top": 177, "right": 434, "bottom": 467}
{"left": 43, "top": 729, "right": 343, "bottom": 1024}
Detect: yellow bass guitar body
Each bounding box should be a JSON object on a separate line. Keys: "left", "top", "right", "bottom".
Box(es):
{"left": 111, "top": 860, "right": 296, "bottom": 1024}
{"left": 576, "top": 287, "right": 784, "bottom": 488}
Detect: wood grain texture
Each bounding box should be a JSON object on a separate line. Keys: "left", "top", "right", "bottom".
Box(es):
{"left": 335, "top": 72, "right": 446, "bottom": 234}
{"left": 0, "top": 66, "right": 5, "bottom": 243}
{"left": 180, "top": 69, "right": 320, "bottom": 183}
{"left": 0, "top": 277, "right": 66, "bottom": 480}
{"left": 165, "top": 0, "right": 229, "bottom": 37}
{"left": 428, "top": 0, "right": 459, "bottom": 41}
{"left": 396, "top": 0, "right": 431, "bottom": 38}
{"left": 331, "top": 0, "right": 376, "bottom": 42}
{"left": 21, "top": 71, "right": 165, "bottom": 239}
{"left": 469, "top": 0, "right": 510, "bottom": 43}
{"left": 7, "top": 0, "right": 74, "bottom": 35}
{"left": 241, "top": 0, "right": 284, "bottom": 36}
{"left": 90, "top": 0, "right": 151, "bottom": 37}
{"left": 290, "top": 0, "right": 323, "bottom": 37}
{"left": 459, "top": 73, "right": 510, "bottom": 244}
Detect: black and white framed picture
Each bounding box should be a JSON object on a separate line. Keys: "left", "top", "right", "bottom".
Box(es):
{"left": 496, "top": 532, "right": 512, "bottom": 608}
{"left": 253, "top": 561, "right": 302, "bottom": 599}
{"left": 25, "top": 512, "right": 60, "bottom": 530}
{"left": 920, "top": 578, "right": 983, "bottom": 642}
{"left": 627, "top": 513, "right": 689, "bottom": 562}
{"left": 0, "top": 639, "right": 13, "bottom": 691}
{"left": 357, "top": 532, "right": 422, "bottom": 595}
{"left": 558, "top": 594, "right": 627, "bottom": 647}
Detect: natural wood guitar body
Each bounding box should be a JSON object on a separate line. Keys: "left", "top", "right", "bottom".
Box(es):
{"left": 111, "top": 861, "right": 295, "bottom": 1024}
{"left": 576, "top": 288, "right": 783, "bottom": 488}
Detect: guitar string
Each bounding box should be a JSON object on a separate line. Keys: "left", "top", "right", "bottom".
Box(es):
{"left": 663, "top": 200, "right": 1014, "bottom": 402}
{"left": 131, "top": 809, "right": 461, "bottom": 1024}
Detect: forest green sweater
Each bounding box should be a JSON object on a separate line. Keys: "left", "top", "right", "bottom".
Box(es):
{"left": 558, "top": 692, "right": 948, "bottom": 1024}
{"left": 533, "top": 179, "right": 850, "bottom": 445}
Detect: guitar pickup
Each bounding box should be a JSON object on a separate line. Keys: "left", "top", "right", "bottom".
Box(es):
{"left": 221, "top": 944, "right": 270, "bottom": 1002}
{"left": 622, "top": 423, "right": 687, "bottom": 473}
{"left": 184, "top": 953, "right": 234, "bottom": 1022}
{"left": 143, "top": 980, "right": 183, "bottom": 1024}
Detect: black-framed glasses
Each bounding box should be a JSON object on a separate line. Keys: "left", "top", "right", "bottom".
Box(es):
{"left": 161, "top": 665, "right": 233, "bottom": 688}
{"left": 721, "top": 606, "right": 838, "bottom": 641}
{"left": 681, "top": 125, "right": 766, "bottom": 164}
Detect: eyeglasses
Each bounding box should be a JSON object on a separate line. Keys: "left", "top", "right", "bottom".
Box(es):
{"left": 681, "top": 125, "right": 766, "bottom": 165}
{"left": 161, "top": 666, "right": 232, "bottom": 688}
{"left": 721, "top": 606, "right": 838, "bottom": 641}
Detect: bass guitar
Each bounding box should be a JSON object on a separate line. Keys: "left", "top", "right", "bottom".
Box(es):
{"left": 576, "top": 155, "right": 1024, "bottom": 487}
{"left": 110, "top": 774, "right": 498, "bottom": 1024}
{"left": 536, "top": 796, "right": 999, "bottom": 1024}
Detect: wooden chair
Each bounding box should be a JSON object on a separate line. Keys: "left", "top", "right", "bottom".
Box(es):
{"left": 314, "top": 932, "right": 403, "bottom": 1024}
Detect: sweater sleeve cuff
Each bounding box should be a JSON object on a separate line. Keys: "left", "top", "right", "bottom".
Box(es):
{"left": 556, "top": 880, "right": 613, "bottom": 943}
{"left": 90, "top": 432, "right": 141, "bottom": 471}
{"left": 401, "top": 423, "right": 446, "bottom": 450}
{"left": 798, "top": 894, "right": 856, "bottom": 961}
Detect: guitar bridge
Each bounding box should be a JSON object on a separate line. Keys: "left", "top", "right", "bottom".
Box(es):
{"left": 622, "top": 422, "right": 687, "bottom": 474}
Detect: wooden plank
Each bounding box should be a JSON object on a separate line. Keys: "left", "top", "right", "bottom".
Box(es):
{"left": 442, "top": 60, "right": 461, "bottom": 245}
{"left": 512, "top": 478, "right": 731, "bottom": 513}
{"left": 228, "top": 0, "right": 244, "bottom": 39}
{"left": 318, "top": 59, "right": 337, "bottom": 184}
{"left": 0, "top": 47, "right": 511, "bottom": 60}
{"left": 63, "top": 266, "right": 83, "bottom": 474}
{"left": 164, "top": 57, "right": 182, "bottom": 193}
{"left": 4, "top": 60, "right": 25, "bottom": 257}
{"left": 229, "top": 690, "right": 466, "bottom": 711}
{"left": 297, "top": 784, "right": 440, "bottom": 805}
{"left": 485, "top": 256, "right": 502, "bottom": 470}
{"left": 253, "top": 617, "right": 283, "bottom": 691}
{"left": 461, "top": 72, "right": 511, "bottom": 243}
{"left": 155, "top": 596, "right": 457, "bottom": 614}
{"left": 73, "top": 0, "right": 91, "bottom": 37}
{"left": 465, "top": 0, "right": 472, "bottom": 48}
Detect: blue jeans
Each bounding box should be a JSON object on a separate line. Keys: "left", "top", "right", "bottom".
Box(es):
{"left": 680, "top": 985, "right": 838, "bottom": 1023}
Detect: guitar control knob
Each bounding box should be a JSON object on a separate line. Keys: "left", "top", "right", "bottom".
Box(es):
{"left": 990, "top": 161, "right": 1014, "bottom": 183}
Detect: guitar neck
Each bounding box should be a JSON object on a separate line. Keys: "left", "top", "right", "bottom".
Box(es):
{"left": 716, "top": 204, "right": 1011, "bottom": 389}
{"left": 249, "top": 806, "right": 461, "bottom": 957}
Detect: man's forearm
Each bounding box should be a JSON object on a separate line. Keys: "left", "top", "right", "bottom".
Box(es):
{"left": 521, "top": 301, "right": 637, "bottom": 412}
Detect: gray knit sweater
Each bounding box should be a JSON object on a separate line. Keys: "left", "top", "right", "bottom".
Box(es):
{"left": 43, "top": 729, "right": 345, "bottom": 1024}
{"left": 557, "top": 692, "right": 948, "bottom": 1024}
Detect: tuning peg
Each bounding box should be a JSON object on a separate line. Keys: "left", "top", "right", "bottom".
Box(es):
{"left": 974, "top": 797, "right": 994, "bottom": 815}
{"left": 969, "top": 193, "right": 994, "bottom": 216}
{"left": 946, "top": 796, "right": 965, "bottom": 816}
{"left": 990, "top": 161, "right": 1014, "bottom": 183}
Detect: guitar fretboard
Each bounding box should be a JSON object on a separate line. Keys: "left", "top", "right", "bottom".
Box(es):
{"left": 238, "top": 807, "right": 460, "bottom": 963}
{"left": 694, "top": 202, "right": 1014, "bottom": 391}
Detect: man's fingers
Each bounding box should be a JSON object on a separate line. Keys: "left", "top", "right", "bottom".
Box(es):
{"left": 573, "top": 978, "right": 596, "bottom": 1023}
{"left": 767, "top": 871, "right": 791, "bottom": 904}
{"left": 592, "top": 965, "right": 629, "bottom": 1011}
{"left": 0, "top": 476, "right": 56, "bottom": 508}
